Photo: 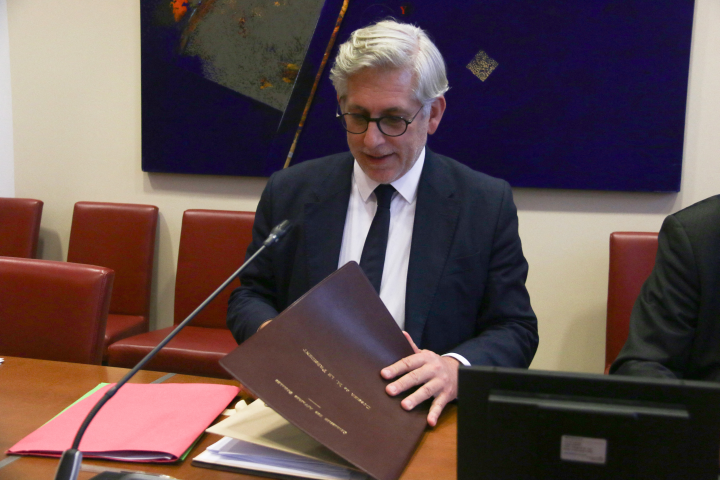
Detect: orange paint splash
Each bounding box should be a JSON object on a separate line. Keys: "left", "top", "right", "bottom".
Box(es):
{"left": 280, "top": 63, "right": 300, "bottom": 83}
{"left": 171, "top": 0, "right": 188, "bottom": 22}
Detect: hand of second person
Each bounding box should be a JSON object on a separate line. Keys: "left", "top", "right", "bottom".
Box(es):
{"left": 381, "top": 331, "right": 459, "bottom": 427}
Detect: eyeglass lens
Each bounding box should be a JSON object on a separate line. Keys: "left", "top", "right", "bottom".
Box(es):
{"left": 341, "top": 114, "right": 409, "bottom": 136}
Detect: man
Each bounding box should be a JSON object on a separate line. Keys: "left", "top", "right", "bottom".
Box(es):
{"left": 227, "top": 20, "right": 538, "bottom": 425}
{"left": 611, "top": 195, "right": 720, "bottom": 380}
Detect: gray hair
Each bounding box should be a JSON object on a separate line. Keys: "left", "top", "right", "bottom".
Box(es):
{"left": 329, "top": 20, "right": 449, "bottom": 111}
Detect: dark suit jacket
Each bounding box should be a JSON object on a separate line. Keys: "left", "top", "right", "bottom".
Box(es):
{"left": 227, "top": 150, "right": 538, "bottom": 367}
{"left": 611, "top": 195, "right": 720, "bottom": 380}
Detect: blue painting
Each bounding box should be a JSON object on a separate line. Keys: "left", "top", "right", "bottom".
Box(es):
{"left": 142, "top": 1, "right": 695, "bottom": 192}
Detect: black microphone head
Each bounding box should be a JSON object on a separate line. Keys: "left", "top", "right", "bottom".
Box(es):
{"left": 264, "top": 220, "right": 292, "bottom": 246}
{"left": 271, "top": 219, "right": 291, "bottom": 238}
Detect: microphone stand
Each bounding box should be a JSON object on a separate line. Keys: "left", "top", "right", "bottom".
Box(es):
{"left": 54, "top": 220, "right": 291, "bottom": 480}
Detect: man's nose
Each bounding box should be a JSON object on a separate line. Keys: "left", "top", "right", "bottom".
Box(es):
{"left": 363, "top": 121, "right": 385, "bottom": 148}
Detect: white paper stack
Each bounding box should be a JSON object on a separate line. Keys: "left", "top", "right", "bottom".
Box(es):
{"left": 193, "top": 399, "right": 368, "bottom": 480}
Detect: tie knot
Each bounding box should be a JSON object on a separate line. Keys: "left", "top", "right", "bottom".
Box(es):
{"left": 373, "top": 184, "right": 395, "bottom": 210}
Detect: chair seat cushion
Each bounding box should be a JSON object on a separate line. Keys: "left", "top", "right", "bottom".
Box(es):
{"left": 104, "top": 314, "right": 148, "bottom": 359}
{"left": 107, "top": 326, "right": 238, "bottom": 378}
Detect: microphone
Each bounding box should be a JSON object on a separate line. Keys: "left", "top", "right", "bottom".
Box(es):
{"left": 264, "top": 219, "right": 291, "bottom": 246}
{"left": 54, "top": 220, "right": 292, "bottom": 480}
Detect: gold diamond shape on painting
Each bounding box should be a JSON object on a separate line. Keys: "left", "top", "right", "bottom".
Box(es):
{"left": 466, "top": 50, "right": 498, "bottom": 82}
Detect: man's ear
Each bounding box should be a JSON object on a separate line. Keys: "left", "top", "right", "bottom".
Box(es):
{"left": 426, "top": 96, "right": 446, "bottom": 135}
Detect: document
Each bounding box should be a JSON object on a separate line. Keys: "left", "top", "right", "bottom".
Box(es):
{"left": 8, "top": 383, "right": 239, "bottom": 462}
{"left": 194, "top": 399, "right": 367, "bottom": 479}
{"left": 195, "top": 437, "right": 367, "bottom": 480}
{"left": 216, "top": 262, "right": 428, "bottom": 480}
{"left": 206, "top": 398, "right": 353, "bottom": 466}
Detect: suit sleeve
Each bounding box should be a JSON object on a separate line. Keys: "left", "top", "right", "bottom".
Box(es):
{"left": 610, "top": 215, "right": 701, "bottom": 379}
{"left": 451, "top": 183, "right": 539, "bottom": 367}
{"left": 226, "top": 174, "right": 282, "bottom": 344}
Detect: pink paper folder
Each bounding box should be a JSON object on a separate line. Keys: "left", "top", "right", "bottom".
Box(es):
{"left": 8, "top": 383, "right": 239, "bottom": 462}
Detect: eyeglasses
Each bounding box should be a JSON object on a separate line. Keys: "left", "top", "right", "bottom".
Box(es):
{"left": 336, "top": 105, "right": 424, "bottom": 137}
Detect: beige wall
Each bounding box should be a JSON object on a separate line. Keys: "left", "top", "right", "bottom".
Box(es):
{"left": 0, "top": 0, "right": 13, "bottom": 196}
{"left": 8, "top": 1, "right": 720, "bottom": 373}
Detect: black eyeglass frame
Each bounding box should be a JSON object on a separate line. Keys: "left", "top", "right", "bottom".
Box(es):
{"left": 336, "top": 105, "right": 424, "bottom": 137}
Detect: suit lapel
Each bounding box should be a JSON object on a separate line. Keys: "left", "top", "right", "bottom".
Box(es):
{"left": 405, "top": 150, "right": 461, "bottom": 344}
{"left": 304, "top": 154, "right": 354, "bottom": 288}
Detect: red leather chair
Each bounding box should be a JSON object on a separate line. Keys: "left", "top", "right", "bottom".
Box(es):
{"left": 107, "top": 209, "right": 254, "bottom": 378}
{"left": 66, "top": 201, "right": 159, "bottom": 362}
{"left": 0, "top": 198, "right": 43, "bottom": 258}
{"left": 0, "top": 257, "right": 114, "bottom": 365}
{"left": 605, "top": 232, "right": 659, "bottom": 373}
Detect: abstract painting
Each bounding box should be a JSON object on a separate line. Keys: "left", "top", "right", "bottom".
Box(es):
{"left": 142, "top": 0, "right": 695, "bottom": 191}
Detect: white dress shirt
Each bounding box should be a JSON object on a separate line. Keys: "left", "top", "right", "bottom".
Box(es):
{"left": 338, "top": 149, "right": 424, "bottom": 330}
{"left": 337, "top": 148, "right": 471, "bottom": 367}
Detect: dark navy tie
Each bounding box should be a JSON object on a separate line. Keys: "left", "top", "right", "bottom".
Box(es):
{"left": 359, "top": 184, "right": 396, "bottom": 293}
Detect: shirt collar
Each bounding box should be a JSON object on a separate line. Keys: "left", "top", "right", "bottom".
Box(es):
{"left": 353, "top": 147, "right": 426, "bottom": 205}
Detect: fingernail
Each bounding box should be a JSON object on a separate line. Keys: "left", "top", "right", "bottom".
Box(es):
{"left": 404, "top": 401, "right": 413, "bottom": 410}
{"left": 388, "top": 385, "right": 397, "bottom": 394}
{"left": 381, "top": 369, "right": 390, "bottom": 378}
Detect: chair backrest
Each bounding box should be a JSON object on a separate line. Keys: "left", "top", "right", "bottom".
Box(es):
{"left": 0, "top": 257, "right": 114, "bottom": 365}
{"left": 0, "top": 198, "right": 43, "bottom": 258}
{"left": 605, "top": 231, "right": 659, "bottom": 373}
{"left": 174, "top": 209, "right": 255, "bottom": 328}
{"left": 67, "top": 201, "right": 158, "bottom": 318}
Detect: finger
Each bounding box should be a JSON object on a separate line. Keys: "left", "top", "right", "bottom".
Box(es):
{"left": 387, "top": 363, "right": 437, "bottom": 398}
{"left": 426, "top": 394, "right": 451, "bottom": 427}
{"left": 381, "top": 351, "right": 432, "bottom": 380}
{"left": 402, "top": 331, "right": 421, "bottom": 353}
{"left": 397, "top": 374, "right": 445, "bottom": 409}
{"left": 394, "top": 358, "right": 458, "bottom": 409}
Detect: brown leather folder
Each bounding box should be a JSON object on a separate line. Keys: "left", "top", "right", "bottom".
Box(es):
{"left": 220, "top": 261, "right": 429, "bottom": 480}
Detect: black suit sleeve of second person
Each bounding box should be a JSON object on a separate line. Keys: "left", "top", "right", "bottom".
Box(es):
{"left": 610, "top": 215, "right": 701, "bottom": 379}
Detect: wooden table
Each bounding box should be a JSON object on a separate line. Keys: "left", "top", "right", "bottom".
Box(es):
{"left": 0, "top": 356, "right": 456, "bottom": 479}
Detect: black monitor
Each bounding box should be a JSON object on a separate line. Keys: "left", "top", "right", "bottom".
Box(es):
{"left": 458, "top": 367, "right": 720, "bottom": 480}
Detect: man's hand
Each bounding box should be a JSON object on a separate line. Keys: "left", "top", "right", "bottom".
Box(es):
{"left": 381, "top": 331, "right": 459, "bottom": 427}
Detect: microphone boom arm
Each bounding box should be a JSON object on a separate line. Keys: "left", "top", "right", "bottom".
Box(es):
{"left": 54, "top": 219, "right": 291, "bottom": 480}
